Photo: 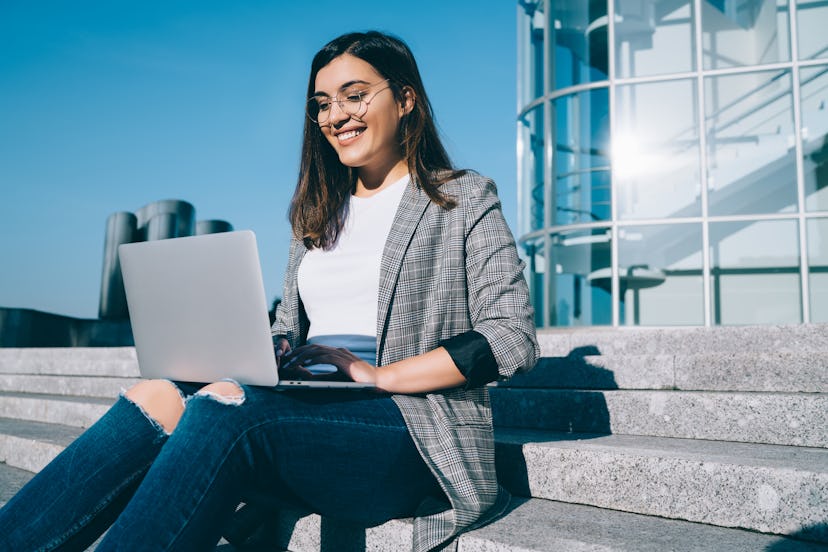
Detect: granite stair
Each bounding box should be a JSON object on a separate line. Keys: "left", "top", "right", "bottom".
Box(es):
{"left": 0, "top": 325, "right": 826, "bottom": 550}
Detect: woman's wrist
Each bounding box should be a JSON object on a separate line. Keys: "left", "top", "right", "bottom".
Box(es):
{"left": 374, "top": 363, "right": 396, "bottom": 391}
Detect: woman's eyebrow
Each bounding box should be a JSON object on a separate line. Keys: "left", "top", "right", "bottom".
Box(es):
{"left": 313, "top": 79, "right": 371, "bottom": 97}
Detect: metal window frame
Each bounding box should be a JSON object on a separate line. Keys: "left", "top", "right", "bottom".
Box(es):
{"left": 516, "top": 0, "right": 828, "bottom": 327}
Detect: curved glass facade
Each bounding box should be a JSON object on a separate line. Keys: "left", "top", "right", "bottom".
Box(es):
{"left": 518, "top": 0, "right": 828, "bottom": 326}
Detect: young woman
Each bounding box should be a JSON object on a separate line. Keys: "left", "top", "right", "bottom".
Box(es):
{"left": 0, "top": 31, "right": 538, "bottom": 552}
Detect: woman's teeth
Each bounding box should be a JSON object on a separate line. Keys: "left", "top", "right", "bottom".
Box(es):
{"left": 337, "top": 129, "right": 364, "bottom": 141}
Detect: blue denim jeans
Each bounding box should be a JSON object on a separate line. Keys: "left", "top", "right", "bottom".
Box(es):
{"left": 0, "top": 384, "right": 443, "bottom": 551}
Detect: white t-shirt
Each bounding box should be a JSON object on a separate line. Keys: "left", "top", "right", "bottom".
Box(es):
{"left": 297, "top": 174, "right": 409, "bottom": 339}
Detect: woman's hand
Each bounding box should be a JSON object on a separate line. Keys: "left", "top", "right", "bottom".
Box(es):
{"left": 281, "top": 344, "right": 378, "bottom": 385}
{"left": 280, "top": 343, "right": 468, "bottom": 393}
{"left": 275, "top": 338, "right": 313, "bottom": 380}
{"left": 274, "top": 337, "right": 291, "bottom": 362}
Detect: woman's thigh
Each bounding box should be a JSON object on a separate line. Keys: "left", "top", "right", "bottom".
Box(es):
{"left": 192, "top": 386, "right": 443, "bottom": 526}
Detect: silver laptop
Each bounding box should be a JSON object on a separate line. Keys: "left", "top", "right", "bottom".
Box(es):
{"left": 119, "top": 230, "right": 374, "bottom": 389}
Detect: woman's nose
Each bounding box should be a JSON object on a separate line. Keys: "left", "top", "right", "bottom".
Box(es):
{"left": 328, "top": 100, "right": 350, "bottom": 125}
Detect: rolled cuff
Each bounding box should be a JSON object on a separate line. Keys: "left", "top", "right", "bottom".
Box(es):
{"left": 439, "top": 330, "right": 499, "bottom": 389}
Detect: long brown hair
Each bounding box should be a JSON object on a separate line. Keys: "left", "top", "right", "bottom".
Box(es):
{"left": 290, "top": 31, "right": 463, "bottom": 250}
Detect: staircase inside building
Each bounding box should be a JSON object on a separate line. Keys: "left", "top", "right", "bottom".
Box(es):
{"left": 1, "top": 325, "right": 826, "bottom": 551}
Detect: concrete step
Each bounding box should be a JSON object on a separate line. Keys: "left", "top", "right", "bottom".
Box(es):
{"left": 1, "top": 413, "right": 825, "bottom": 544}
{"left": 491, "top": 388, "right": 828, "bottom": 447}
{"left": 0, "top": 350, "right": 823, "bottom": 400}
{"left": 0, "top": 374, "right": 139, "bottom": 398}
{"left": 0, "top": 391, "right": 112, "bottom": 429}
{"left": 503, "top": 351, "right": 828, "bottom": 392}
{"left": 2, "top": 460, "right": 822, "bottom": 551}
{"left": 254, "top": 498, "right": 828, "bottom": 552}
{"left": 537, "top": 324, "right": 828, "bottom": 356}
{"left": 0, "top": 347, "right": 138, "bottom": 377}
{"left": 462, "top": 497, "right": 828, "bottom": 552}
{"left": 0, "top": 462, "right": 35, "bottom": 509}
{"left": 1, "top": 325, "right": 825, "bottom": 396}
{"left": 496, "top": 428, "right": 828, "bottom": 544}
{"left": 0, "top": 417, "right": 82, "bottom": 472}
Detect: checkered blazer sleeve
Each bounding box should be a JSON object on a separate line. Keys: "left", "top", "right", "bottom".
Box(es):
{"left": 458, "top": 173, "right": 539, "bottom": 378}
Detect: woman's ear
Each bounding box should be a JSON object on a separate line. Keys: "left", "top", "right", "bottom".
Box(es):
{"left": 399, "top": 86, "right": 416, "bottom": 116}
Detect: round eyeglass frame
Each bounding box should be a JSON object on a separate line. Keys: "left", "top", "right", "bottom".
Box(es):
{"left": 305, "top": 79, "right": 393, "bottom": 124}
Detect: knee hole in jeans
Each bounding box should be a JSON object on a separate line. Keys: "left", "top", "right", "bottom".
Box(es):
{"left": 193, "top": 380, "right": 246, "bottom": 406}
{"left": 123, "top": 379, "right": 186, "bottom": 435}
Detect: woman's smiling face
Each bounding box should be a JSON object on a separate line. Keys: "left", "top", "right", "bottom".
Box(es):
{"left": 313, "top": 54, "right": 408, "bottom": 179}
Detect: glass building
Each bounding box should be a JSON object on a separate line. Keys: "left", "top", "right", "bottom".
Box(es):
{"left": 517, "top": 0, "right": 828, "bottom": 327}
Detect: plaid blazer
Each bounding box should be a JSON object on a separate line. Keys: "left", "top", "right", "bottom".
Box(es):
{"left": 273, "top": 171, "right": 539, "bottom": 551}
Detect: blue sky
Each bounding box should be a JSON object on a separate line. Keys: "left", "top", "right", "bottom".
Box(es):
{"left": 0, "top": 1, "right": 520, "bottom": 319}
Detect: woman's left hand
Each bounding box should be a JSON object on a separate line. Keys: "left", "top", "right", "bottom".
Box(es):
{"left": 282, "top": 344, "right": 379, "bottom": 385}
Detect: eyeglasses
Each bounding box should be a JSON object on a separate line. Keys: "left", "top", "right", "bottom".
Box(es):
{"left": 306, "top": 79, "right": 392, "bottom": 124}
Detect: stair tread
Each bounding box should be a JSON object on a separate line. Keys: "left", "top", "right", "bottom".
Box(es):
{"left": 1, "top": 408, "right": 825, "bottom": 474}
{"left": 0, "top": 390, "right": 115, "bottom": 405}
{"left": 495, "top": 428, "right": 828, "bottom": 472}
{"left": 494, "top": 387, "right": 828, "bottom": 396}
{"left": 466, "top": 496, "right": 827, "bottom": 551}
{"left": 222, "top": 497, "right": 827, "bottom": 552}
{"left": 2, "top": 417, "right": 823, "bottom": 475}
{"left": 0, "top": 462, "right": 34, "bottom": 506}
{"left": 0, "top": 374, "right": 138, "bottom": 381}
{"left": 502, "top": 351, "right": 828, "bottom": 393}
{"left": 0, "top": 416, "right": 84, "bottom": 447}
{"left": 537, "top": 324, "right": 828, "bottom": 357}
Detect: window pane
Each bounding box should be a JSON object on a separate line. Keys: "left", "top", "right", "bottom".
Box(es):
{"left": 702, "top": 0, "right": 790, "bottom": 69}
{"left": 710, "top": 220, "right": 801, "bottom": 324}
{"left": 523, "top": 237, "right": 547, "bottom": 328}
{"left": 549, "top": 228, "right": 612, "bottom": 326}
{"left": 552, "top": 0, "right": 608, "bottom": 88}
{"left": 615, "top": 79, "right": 702, "bottom": 219}
{"left": 808, "top": 218, "right": 828, "bottom": 322}
{"left": 705, "top": 70, "right": 797, "bottom": 216}
{"left": 616, "top": 224, "right": 704, "bottom": 325}
{"left": 615, "top": 0, "right": 696, "bottom": 78}
{"left": 800, "top": 65, "right": 828, "bottom": 211}
{"left": 797, "top": 0, "right": 828, "bottom": 60}
{"left": 518, "top": 104, "right": 546, "bottom": 233}
{"left": 519, "top": 1, "right": 546, "bottom": 106}
{"left": 553, "top": 88, "right": 611, "bottom": 225}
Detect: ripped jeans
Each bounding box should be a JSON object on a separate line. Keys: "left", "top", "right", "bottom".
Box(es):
{"left": 0, "top": 384, "right": 443, "bottom": 551}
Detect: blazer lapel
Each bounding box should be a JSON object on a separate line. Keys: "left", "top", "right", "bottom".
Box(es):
{"left": 376, "top": 182, "right": 431, "bottom": 359}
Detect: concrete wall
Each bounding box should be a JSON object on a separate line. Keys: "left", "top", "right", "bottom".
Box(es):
{"left": 0, "top": 308, "right": 133, "bottom": 347}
